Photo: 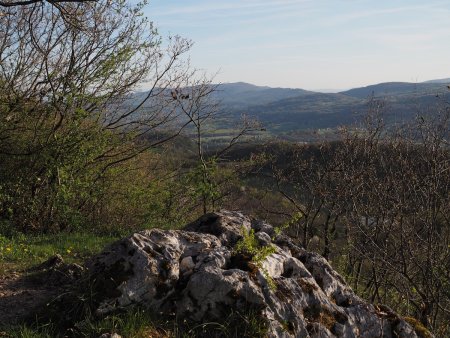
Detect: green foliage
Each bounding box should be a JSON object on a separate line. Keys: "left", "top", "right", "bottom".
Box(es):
{"left": 0, "top": 0, "right": 195, "bottom": 235}
{"left": 185, "top": 158, "right": 221, "bottom": 207}
{"left": 234, "top": 227, "right": 277, "bottom": 290}
{"left": 235, "top": 228, "right": 275, "bottom": 263}
{"left": 0, "top": 109, "right": 127, "bottom": 232}
{"left": 183, "top": 156, "right": 241, "bottom": 216}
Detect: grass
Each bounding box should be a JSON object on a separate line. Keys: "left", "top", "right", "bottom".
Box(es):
{"left": 1, "top": 324, "right": 55, "bottom": 338}
{"left": 2, "top": 307, "right": 269, "bottom": 338}
{"left": 0, "top": 232, "right": 117, "bottom": 274}
{"left": 1, "top": 308, "right": 171, "bottom": 338}
{"left": 70, "top": 308, "right": 172, "bottom": 338}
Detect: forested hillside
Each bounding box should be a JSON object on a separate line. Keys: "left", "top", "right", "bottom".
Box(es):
{"left": 208, "top": 81, "right": 450, "bottom": 140}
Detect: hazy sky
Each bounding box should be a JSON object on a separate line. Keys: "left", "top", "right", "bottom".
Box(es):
{"left": 146, "top": 0, "right": 450, "bottom": 90}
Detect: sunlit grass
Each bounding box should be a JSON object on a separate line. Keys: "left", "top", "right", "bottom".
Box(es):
{"left": 0, "top": 232, "right": 117, "bottom": 274}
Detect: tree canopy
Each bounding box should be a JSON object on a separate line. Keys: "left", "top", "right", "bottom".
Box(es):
{"left": 0, "top": 0, "right": 210, "bottom": 231}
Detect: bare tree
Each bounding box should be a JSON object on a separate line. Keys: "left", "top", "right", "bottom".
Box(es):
{"left": 0, "top": 0, "right": 211, "bottom": 231}
{"left": 171, "top": 77, "right": 263, "bottom": 214}
{"left": 0, "top": 0, "right": 95, "bottom": 6}
{"left": 335, "top": 100, "right": 450, "bottom": 335}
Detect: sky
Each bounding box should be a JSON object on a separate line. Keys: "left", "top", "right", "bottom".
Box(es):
{"left": 146, "top": 0, "right": 450, "bottom": 91}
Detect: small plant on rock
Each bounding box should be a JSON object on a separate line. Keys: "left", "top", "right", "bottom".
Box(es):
{"left": 234, "top": 227, "right": 276, "bottom": 290}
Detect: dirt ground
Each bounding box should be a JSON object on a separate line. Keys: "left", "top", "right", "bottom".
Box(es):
{"left": 0, "top": 255, "right": 81, "bottom": 328}
{"left": 0, "top": 271, "right": 62, "bottom": 326}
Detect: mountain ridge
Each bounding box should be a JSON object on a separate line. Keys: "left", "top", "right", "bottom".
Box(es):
{"left": 212, "top": 79, "right": 449, "bottom": 138}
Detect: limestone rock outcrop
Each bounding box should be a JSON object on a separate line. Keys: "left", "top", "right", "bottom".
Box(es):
{"left": 85, "top": 210, "right": 421, "bottom": 338}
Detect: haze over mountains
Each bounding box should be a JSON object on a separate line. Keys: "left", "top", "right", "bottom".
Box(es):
{"left": 213, "top": 79, "right": 450, "bottom": 140}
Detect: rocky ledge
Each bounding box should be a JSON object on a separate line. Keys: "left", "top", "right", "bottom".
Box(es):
{"left": 83, "top": 210, "right": 423, "bottom": 338}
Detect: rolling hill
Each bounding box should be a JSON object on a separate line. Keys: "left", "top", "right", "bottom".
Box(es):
{"left": 213, "top": 80, "right": 450, "bottom": 139}
{"left": 211, "top": 82, "right": 312, "bottom": 108}
{"left": 128, "top": 79, "right": 450, "bottom": 143}
{"left": 340, "top": 81, "right": 446, "bottom": 99}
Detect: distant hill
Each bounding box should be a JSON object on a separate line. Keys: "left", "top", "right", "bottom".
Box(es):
{"left": 423, "top": 78, "right": 450, "bottom": 84}
{"left": 213, "top": 80, "right": 449, "bottom": 140}
{"left": 242, "top": 92, "right": 363, "bottom": 131}
{"left": 212, "top": 82, "right": 312, "bottom": 108}
{"left": 129, "top": 79, "right": 450, "bottom": 143}
{"left": 339, "top": 82, "right": 447, "bottom": 99}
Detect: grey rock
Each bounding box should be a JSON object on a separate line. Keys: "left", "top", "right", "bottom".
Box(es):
{"left": 98, "top": 333, "right": 121, "bottom": 338}
{"left": 28, "top": 254, "right": 84, "bottom": 286}
{"left": 85, "top": 210, "right": 425, "bottom": 338}
{"left": 29, "top": 254, "right": 65, "bottom": 271}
